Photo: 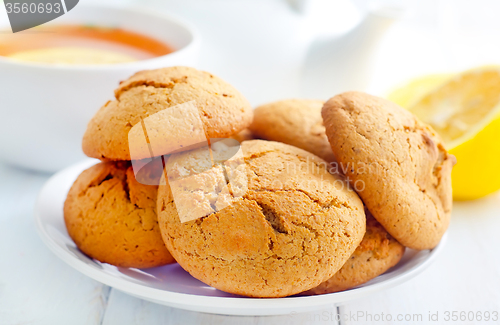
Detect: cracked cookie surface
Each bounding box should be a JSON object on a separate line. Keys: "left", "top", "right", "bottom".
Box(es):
{"left": 322, "top": 92, "right": 455, "bottom": 250}
{"left": 250, "top": 99, "right": 336, "bottom": 162}
{"left": 82, "top": 66, "right": 253, "bottom": 160}
{"left": 305, "top": 211, "right": 405, "bottom": 294}
{"left": 157, "top": 140, "right": 366, "bottom": 297}
{"left": 64, "top": 161, "right": 175, "bottom": 268}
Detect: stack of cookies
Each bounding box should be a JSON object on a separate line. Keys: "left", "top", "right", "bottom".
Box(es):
{"left": 64, "top": 66, "right": 253, "bottom": 269}
{"left": 64, "top": 66, "right": 455, "bottom": 297}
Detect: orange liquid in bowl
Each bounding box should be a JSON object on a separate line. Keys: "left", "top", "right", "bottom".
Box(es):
{"left": 0, "top": 25, "right": 174, "bottom": 64}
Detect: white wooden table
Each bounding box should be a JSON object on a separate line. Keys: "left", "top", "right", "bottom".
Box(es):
{"left": 2, "top": 1, "right": 500, "bottom": 324}
{"left": 1, "top": 162, "right": 499, "bottom": 325}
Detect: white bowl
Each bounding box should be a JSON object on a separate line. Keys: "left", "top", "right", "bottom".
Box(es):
{"left": 0, "top": 5, "right": 200, "bottom": 172}
{"left": 34, "top": 159, "right": 447, "bottom": 316}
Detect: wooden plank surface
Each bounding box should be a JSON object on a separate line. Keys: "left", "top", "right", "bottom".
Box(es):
{"left": 340, "top": 194, "right": 500, "bottom": 325}
{"left": 0, "top": 164, "right": 110, "bottom": 325}
{"left": 101, "top": 290, "right": 339, "bottom": 325}
{"left": 2, "top": 159, "right": 498, "bottom": 324}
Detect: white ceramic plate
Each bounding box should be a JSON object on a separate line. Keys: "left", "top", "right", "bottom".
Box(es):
{"left": 34, "top": 160, "right": 447, "bottom": 316}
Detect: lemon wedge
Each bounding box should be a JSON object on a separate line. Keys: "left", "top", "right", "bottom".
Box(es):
{"left": 387, "top": 73, "right": 453, "bottom": 109}
{"left": 389, "top": 68, "right": 500, "bottom": 200}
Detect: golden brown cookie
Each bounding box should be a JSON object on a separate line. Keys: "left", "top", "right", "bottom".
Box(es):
{"left": 157, "top": 140, "right": 366, "bottom": 297}
{"left": 322, "top": 91, "right": 455, "bottom": 250}
{"left": 249, "top": 99, "right": 336, "bottom": 162}
{"left": 64, "top": 161, "right": 175, "bottom": 268}
{"left": 305, "top": 211, "right": 405, "bottom": 294}
{"left": 82, "top": 66, "right": 253, "bottom": 160}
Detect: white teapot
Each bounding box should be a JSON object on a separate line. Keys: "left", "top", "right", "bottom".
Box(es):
{"left": 143, "top": 0, "right": 406, "bottom": 104}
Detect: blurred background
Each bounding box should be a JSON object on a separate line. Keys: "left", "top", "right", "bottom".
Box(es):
{"left": 1, "top": 0, "right": 500, "bottom": 172}
{"left": 47, "top": 0, "right": 500, "bottom": 104}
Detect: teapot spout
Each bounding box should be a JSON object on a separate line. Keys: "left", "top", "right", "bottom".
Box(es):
{"left": 301, "top": 9, "right": 401, "bottom": 99}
